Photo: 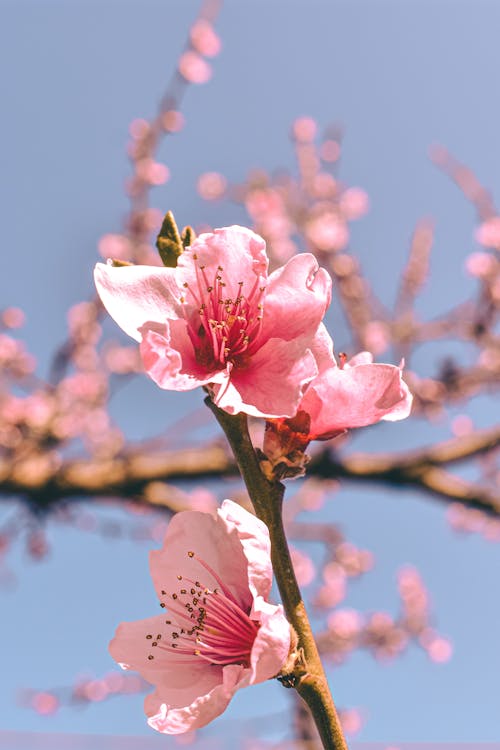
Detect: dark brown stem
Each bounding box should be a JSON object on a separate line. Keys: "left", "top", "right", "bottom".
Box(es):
{"left": 206, "top": 399, "right": 348, "bottom": 750}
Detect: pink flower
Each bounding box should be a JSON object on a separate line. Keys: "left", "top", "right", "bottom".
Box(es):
{"left": 262, "top": 336, "right": 412, "bottom": 472}
{"left": 298, "top": 349, "right": 413, "bottom": 440}
{"left": 94, "top": 226, "right": 331, "bottom": 418}
{"left": 109, "top": 500, "right": 290, "bottom": 734}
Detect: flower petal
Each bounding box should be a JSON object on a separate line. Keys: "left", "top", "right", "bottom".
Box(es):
{"left": 214, "top": 336, "right": 318, "bottom": 418}
{"left": 249, "top": 598, "right": 291, "bottom": 685}
{"left": 149, "top": 507, "right": 253, "bottom": 612}
{"left": 145, "top": 664, "right": 245, "bottom": 734}
{"left": 309, "top": 322, "right": 336, "bottom": 373}
{"left": 260, "top": 254, "right": 332, "bottom": 344}
{"left": 177, "top": 226, "right": 268, "bottom": 303}
{"left": 109, "top": 614, "right": 189, "bottom": 675}
{"left": 218, "top": 500, "right": 273, "bottom": 600}
{"left": 302, "top": 361, "right": 413, "bottom": 437}
{"left": 94, "top": 263, "right": 180, "bottom": 342}
{"left": 139, "top": 320, "right": 219, "bottom": 391}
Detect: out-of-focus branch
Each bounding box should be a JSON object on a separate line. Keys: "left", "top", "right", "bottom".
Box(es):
{"left": 2, "top": 426, "right": 499, "bottom": 515}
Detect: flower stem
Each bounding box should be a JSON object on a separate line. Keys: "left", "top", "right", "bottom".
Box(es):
{"left": 206, "top": 401, "right": 349, "bottom": 750}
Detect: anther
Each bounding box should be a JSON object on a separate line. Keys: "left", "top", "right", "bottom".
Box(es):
{"left": 188, "top": 551, "right": 195, "bottom": 558}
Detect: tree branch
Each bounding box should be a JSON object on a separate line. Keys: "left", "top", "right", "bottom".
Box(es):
{"left": 1, "top": 426, "right": 498, "bottom": 515}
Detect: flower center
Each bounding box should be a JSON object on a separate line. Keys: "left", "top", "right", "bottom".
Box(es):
{"left": 145, "top": 551, "right": 259, "bottom": 667}
{"left": 180, "top": 256, "right": 266, "bottom": 371}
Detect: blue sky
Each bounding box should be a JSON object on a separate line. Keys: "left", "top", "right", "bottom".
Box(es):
{"left": 1, "top": 0, "right": 499, "bottom": 746}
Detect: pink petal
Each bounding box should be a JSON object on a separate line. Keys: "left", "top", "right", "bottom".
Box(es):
{"left": 177, "top": 226, "right": 268, "bottom": 303}
{"left": 139, "top": 321, "right": 219, "bottom": 391}
{"left": 215, "top": 337, "right": 318, "bottom": 418}
{"left": 94, "top": 263, "right": 180, "bottom": 342}
{"left": 109, "top": 614, "right": 190, "bottom": 675}
{"left": 303, "top": 362, "right": 413, "bottom": 437}
{"left": 149, "top": 507, "right": 253, "bottom": 613}
{"left": 309, "top": 322, "right": 336, "bottom": 373}
{"left": 345, "top": 351, "right": 373, "bottom": 367}
{"left": 260, "top": 254, "right": 332, "bottom": 344}
{"left": 145, "top": 664, "right": 245, "bottom": 734}
{"left": 249, "top": 598, "right": 291, "bottom": 685}
{"left": 219, "top": 500, "right": 273, "bottom": 600}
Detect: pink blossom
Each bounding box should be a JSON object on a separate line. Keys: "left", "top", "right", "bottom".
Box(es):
{"left": 339, "top": 187, "right": 370, "bottom": 220}
{"left": 178, "top": 51, "right": 211, "bottom": 84}
{"left": 475, "top": 216, "right": 500, "bottom": 248}
{"left": 306, "top": 212, "right": 349, "bottom": 252}
{"left": 292, "top": 116, "right": 317, "bottom": 143}
{"left": 95, "top": 226, "right": 331, "bottom": 418}
{"left": 197, "top": 172, "right": 227, "bottom": 200}
{"left": 295, "top": 347, "right": 412, "bottom": 441}
{"left": 161, "top": 110, "right": 185, "bottom": 133}
{"left": 109, "top": 500, "right": 291, "bottom": 734}
{"left": 190, "top": 19, "right": 221, "bottom": 58}
{"left": 263, "top": 338, "right": 412, "bottom": 467}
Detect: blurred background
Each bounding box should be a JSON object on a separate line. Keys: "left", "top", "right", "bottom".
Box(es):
{"left": 1, "top": 0, "right": 499, "bottom": 747}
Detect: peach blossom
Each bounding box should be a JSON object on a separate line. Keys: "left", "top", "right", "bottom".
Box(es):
{"left": 95, "top": 226, "right": 331, "bottom": 418}
{"left": 109, "top": 500, "right": 291, "bottom": 734}
{"left": 296, "top": 347, "right": 413, "bottom": 441}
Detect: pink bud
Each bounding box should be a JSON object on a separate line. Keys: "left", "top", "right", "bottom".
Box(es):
{"left": 178, "top": 51, "right": 212, "bottom": 84}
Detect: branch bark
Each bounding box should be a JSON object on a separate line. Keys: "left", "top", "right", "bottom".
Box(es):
{"left": 1, "top": 426, "right": 499, "bottom": 515}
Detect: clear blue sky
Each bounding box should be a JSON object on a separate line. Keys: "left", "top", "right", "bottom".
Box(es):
{"left": 1, "top": 0, "right": 499, "bottom": 746}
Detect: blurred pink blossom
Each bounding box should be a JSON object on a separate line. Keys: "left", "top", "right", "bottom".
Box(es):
{"left": 292, "top": 117, "right": 317, "bottom": 143}
{"left": 320, "top": 139, "right": 341, "bottom": 162}
{"left": 136, "top": 159, "right": 170, "bottom": 186}
{"left": 362, "top": 321, "right": 391, "bottom": 355}
{"left": 129, "top": 118, "right": 150, "bottom": 140}
{"left": 475, "top": 216, "right": 500, "bottom": 248}
{"left": 190, "top": 19, "right": 221, "bottom": 57}
{"left": 95, "top": 226, "right": 331, "bottom": 418}
{"left": 339, "top": 707, "right": 363, "bottom": 735}
{"left": 197, "top": 172, "right": 227, "bottom": 200}
{"left": 339, "top": 187, "right": 370, "bottom": 220}
{"left": 465, "top": 251, "right": 496, "bottom": 277}
{"left": 161, "top": 110, "right": 185, "bottom": 133}
{"left": 306, "top": 212, "right": 349, "bottom": 252}
{"left": 32, "top": 692, "right": 59, "bottom": 715}
{"left": 327, "top": 608, "right": 363, "bottom": 640}
{"left": 98, "top": 234, "right": 131, "bottom": 261}
{"left": 109, "top": 500, "right": 291, "bottom": 734}
{"left": 178, "top": 51, "right": 212, "bottom": 84}
{"left": 290, "top": 546, "right": 315, "bottom": 586}
{"left": 1, "top": 307, "right": 25, "bottom": 329}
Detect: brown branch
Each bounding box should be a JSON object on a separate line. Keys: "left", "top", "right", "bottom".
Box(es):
{"left": 1, "top": 426, "right": 499, "bottom": 516}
